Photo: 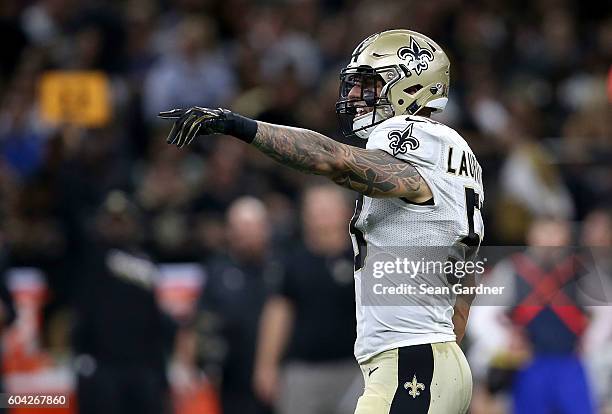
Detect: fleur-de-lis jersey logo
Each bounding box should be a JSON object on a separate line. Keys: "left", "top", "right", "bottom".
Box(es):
{"left": 387, "top": 123, "right": 420, "bottom": 156}
{"left": 397, "top": 37, "right": 434, "bottom": 75}
{"left": 404, "top": 374, "right": 425, "bottom": 399}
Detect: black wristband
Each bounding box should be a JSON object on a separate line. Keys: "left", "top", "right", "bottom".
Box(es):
{"left": 225, "top": 112, "right": 258, "bottom": 143}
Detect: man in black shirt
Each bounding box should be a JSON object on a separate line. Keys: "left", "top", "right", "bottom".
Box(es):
{"left": 254, "top": 186, "right": 360, "bottom": 414}
{"left": 73, "top": 192, "right": 175, "bottom": 414}
{"left": 196, "top": 196, "right": 280, "bottom": 414}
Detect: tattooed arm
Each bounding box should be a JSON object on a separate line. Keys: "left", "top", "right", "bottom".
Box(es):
{"left": 253, "top": 122, "right": 432, "bottom": 201}
{"left": 158, "top": 107, "right": 432, "bottom": 201}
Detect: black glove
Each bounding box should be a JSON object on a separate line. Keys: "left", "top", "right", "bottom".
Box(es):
{"left": 158, "top": 107, "right": 258, "bottom": 148}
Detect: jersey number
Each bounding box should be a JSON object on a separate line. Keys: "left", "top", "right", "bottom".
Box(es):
{"left": 461, "top": 187, "right": 482, "bottom": 248}
{"left": 350, "top": 196, "right": 367, "bottom": 271}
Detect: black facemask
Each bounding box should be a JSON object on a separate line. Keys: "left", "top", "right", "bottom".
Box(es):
{"left": 335, "top": 66, "right": 391, "bottom": 139}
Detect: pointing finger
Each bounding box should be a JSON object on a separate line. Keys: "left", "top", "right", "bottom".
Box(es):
{"left": 158, "top": 109, "right": 184, "bottom": 119}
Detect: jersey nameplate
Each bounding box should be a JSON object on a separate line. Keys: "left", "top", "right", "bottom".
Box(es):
{"left": 446, "top": 146, "right": 482, "bottom": 186}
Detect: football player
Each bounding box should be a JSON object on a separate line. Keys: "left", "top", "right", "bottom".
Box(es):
{"left": 160, "top": 29, "right": 484, "bottom": 414}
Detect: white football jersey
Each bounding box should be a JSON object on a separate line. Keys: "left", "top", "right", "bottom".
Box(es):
{"left": 351, "top": 115, "right": 484, "bottom": 363}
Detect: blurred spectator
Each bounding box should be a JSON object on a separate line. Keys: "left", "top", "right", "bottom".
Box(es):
{"left": 259, "top": 24, "right": 322, "bottom": 88}
{"left": 509, "top": 218, "right": 595, "bottom": 414}
{"left": 254, "top": 185, "right": 359, "bottom": 414}
{"left": 478, "top": 218, "right": 597, "bottom": 414}
{"left": 195, "top": 197, "right": 279, "bottom": 414}
{"left": 20, "top": 0, "right": 76, "bottom": 47}
{"left": 72, "top": 191, "right": 175, "bottom": 414}
{"left": 495, "top": 140, "right": 575, "bottom": 243}
{"left": 136, "top": 138, "right": 199, "bottom": 261}
{"left": 0, "top": 63, "right": 48, "bottom": 179}
{"left": 143, "top": 16, "right": 236, "bottom": 120}
{"left": 580, "top": 209, "right": 612, "bottom": 413}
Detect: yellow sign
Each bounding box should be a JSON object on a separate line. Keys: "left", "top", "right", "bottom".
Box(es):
{"left": 39, "top": 71, "right": 111, "bottom": 127}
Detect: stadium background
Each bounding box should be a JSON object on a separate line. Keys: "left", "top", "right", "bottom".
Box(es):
{"left": 0, "top": 0, "right": 610, "bottom": 413}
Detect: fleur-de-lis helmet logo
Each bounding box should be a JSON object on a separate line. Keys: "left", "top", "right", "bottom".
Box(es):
{"left": 397, "top": 37, "right": 434, "bottom": 75}
{"left": 387, "top": 123, "right": 419, "bottom": 156}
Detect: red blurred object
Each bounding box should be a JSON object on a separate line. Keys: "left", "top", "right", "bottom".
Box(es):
{"left": 172, "top": 381, "right": 221, "bottom": 414}
{"left": 2, "top": 268, "right": 76, "bottom": 414}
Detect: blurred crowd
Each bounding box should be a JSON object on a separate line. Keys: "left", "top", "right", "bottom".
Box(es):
{"left": 0, "top": 0, "right": 610, "bottom": 413}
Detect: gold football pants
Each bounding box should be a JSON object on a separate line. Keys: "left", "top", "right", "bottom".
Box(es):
{"left": 355, "top": 342, "right": 472, "bottom": 414}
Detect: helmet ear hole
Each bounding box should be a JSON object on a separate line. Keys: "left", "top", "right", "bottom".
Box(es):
{"left": 403, "top": 84, "right": 423, "bottom": 95}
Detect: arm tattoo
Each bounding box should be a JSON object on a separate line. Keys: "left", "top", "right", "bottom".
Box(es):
{"left": 252, "top": 122, "right": 431, "bottom": 199}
